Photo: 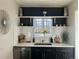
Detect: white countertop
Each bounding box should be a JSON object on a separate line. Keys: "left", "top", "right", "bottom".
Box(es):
{"left": 14, "top": 43, "right": 75, "bottom": 47}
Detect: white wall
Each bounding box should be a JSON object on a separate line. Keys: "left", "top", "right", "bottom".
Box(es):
{"left": 75, "top": 10, "right": 78, "bottom": 59}
{"left": 0, "top": 0, "right": 18, "bottom": 59}
{"left": 67, "top": 0, "right": 77, "bottom": 45}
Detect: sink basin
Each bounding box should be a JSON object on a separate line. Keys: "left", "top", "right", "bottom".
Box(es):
{"left": 34, "top": 43, "right": 52, "bottom": 45}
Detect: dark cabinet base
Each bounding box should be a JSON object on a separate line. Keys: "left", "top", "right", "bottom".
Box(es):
{"left": 13, "top": 47, "right": 75, "bottom": 59}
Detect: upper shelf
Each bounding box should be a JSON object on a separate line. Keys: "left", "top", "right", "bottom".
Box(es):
{"left": 19, "top": 16, "right": 68, "bottom": 18}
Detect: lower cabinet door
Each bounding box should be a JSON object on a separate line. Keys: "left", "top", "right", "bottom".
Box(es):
{"left": 56, "top": 52, "right": 64, "bottom": 59}
{"left": 56, "top": 47, "right": 75, "bottom": 59}
{"left": 21, "top": 48, "right": 31, "bottom": 59}
{"left": 44, "top": 48, "right": 56, "bottom": 59}
{"left": 13, "top": 47, "right": 21, "bottom": 59}
{"left": 31, "top": 47, "right": 43, "bottom": 59}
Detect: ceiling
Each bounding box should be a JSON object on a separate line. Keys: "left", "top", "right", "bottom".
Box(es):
{"left": 16, "top": 0, "right": 73, "bottom": 7}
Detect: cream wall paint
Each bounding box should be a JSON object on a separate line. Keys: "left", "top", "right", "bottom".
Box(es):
{"left": 67, "top": 0, "right": 78, "bottom": 45}
{"left": 0, "top": 0, "right": 18, "bottom": 59}
{"left": 16, "top": 0, "right": 73, "bottom": 7}
{"left": 75, "top": 10, "right": 78, "bottom": 59}
{"left": 75, "top": 1, "right": 78, "bottom": 59}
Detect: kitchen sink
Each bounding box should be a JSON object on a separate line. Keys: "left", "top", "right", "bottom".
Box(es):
{"left": 34, "top": 43, "right": 52, "bottom": 45}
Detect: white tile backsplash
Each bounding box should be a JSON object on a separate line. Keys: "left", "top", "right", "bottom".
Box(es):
{"left": 51, "top": 26, "right": 67, "bottom": 43}
{"left": 19, "top": 26, "right": 67, "bottom": 43}
{"left": 35, "top": 37, "right": 50, "bottom": 43}
{"left": 19, "top": 27, "right": 33, "bottom": 42}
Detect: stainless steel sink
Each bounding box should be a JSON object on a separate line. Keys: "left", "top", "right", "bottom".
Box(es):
{"left": 34, "top": 43, "right": 52, "bottom": 45}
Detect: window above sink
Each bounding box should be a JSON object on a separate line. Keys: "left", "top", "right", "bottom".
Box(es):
{"left": 33, "top": 18, "right": 52, "bottom": 37}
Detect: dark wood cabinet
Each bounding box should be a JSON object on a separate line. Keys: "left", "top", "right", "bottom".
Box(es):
{"left": 13, "top": 47, "right": 74, "bottom": 59}
{"left": 21, "top": 48, "right": 31, "bottom": 59}
{"left": 43, "top": 8, "right": 64, "bottom": 16}
{"left": 44, "top": 47, "right": 56, "bottom": 59}
{"left": 20, "top": 18, "right": 33, "bottom": 26}
{"left": 31, "top": 47, "right": 43, "bottom": 59}
{"left": 13, "top": 47, "right": 21, "bottom": 59}
{"left": 22, "top": 7, "right": 43, "bottom": 16}
{"left": 52, "top": 18, "right": 67, "bottom": 26}
{"left": 20, "top": 7, "right": 64, "bottom": 16}
{"left": 13, "top": 47, "right": 31, "bottom": 59}
{"left": 56, "top": 48, "right": 75, "bottom": 59}
{"left": 31, "top": 47, "right": 56, "bottom": 59}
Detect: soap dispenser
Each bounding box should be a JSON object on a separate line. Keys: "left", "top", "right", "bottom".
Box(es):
{"left": 33, "top": 37, "right": 35, "bottom": 43}
{"left": 50, "top": 37, "right": 53, "bottom": 43}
